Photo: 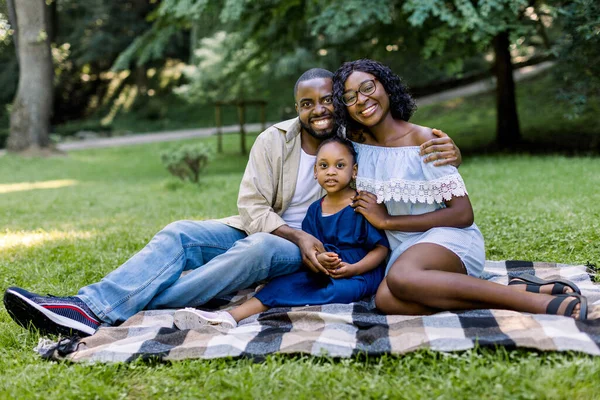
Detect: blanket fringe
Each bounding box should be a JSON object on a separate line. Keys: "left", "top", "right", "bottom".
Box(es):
{"left": 35, "top": 336, "right": 82, "bottom": 360}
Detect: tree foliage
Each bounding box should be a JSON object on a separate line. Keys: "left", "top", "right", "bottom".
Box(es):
{"left": 0, "top": 1, "right": 18, "bottom": 105}
{"left": 51, "top": 0, "right": 168, "bottom": 123}
{"left": 400, "top": 0, "right": 541, "bottom": 147}
{"left": 116, "top": 0, "right": 488, "bottom": 111}
{"left": 2, "top": 0, "right": 596, "bottom": 151}
{"left": 553, "top": 0, "right": 600, "bottom": 117}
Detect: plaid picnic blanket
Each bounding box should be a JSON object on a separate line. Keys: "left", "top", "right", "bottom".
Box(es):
{"left": 36, "top": 260, "right": 600, "bottom": 363}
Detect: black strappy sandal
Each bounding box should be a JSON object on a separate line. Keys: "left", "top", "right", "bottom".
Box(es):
{"left": 509, "top": 273, "right": 581, "bottom": 295}
{"left": 546, "top": 293, "right": 588, "bottom": 321}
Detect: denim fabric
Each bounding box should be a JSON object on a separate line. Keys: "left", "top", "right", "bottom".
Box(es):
{"left": 77, "top": 220, "right": 302, "bottom": 324}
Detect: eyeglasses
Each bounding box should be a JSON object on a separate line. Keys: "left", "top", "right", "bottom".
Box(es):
{"left": 342, "top": 79, "right": 377, "bottom": 106}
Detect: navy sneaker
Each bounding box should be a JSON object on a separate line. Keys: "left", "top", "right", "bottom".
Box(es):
{"left": 3, "top": 287, "right": 101, "bottom": 337}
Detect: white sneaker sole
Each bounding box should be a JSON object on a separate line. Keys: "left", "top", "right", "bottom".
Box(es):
{"left": 173, "top": 309, "right": 235, "bottom": 331}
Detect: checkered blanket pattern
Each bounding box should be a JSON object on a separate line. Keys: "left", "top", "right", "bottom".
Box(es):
{"left": 36, "top": 260, "right": 600, "bottom": 363}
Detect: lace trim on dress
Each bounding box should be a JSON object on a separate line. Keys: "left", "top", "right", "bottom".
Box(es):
{"left": 356, "top": 173, "right": 468, "bottom": 204}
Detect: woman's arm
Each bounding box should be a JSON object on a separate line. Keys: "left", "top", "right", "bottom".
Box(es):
{"left": 329, "top": 245, "right": 389, "bottom": 279}
{"left": 352, "top": 191, "right": 474, "bottom": 231}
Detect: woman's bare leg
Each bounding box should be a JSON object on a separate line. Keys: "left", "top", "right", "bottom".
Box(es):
{"left": 375, "top": 279, "right": 437, "bottom": 315}
{"left": 375, "top": 278, "right": 496, "bottom": 315}
{"left": 228, "top": 297, "right": 269, "bottom": 322}
{"left": 378, "top": 243, "right": 581, "bottom": 317}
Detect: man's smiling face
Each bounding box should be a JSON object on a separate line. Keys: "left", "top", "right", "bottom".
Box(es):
{"left": 295, "top": 78, "right": 337, "bottom": 140}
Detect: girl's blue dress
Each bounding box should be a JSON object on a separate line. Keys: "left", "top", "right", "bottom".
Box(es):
{"left": 254, "top": 198, "right": 390, "bottom": 308}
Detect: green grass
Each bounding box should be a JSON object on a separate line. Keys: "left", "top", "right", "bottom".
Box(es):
{"left": 1, "top": 134, "right": 600, "bottom": 399}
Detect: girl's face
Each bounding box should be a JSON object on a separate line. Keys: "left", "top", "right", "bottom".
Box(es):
{"left": 314, "top": 142, "right": 357, "bottom": 195}
{"left": 343, "top": 71, "right": 390, "bottom": 128}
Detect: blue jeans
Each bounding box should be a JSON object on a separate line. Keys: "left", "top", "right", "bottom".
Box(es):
{"left": 77, "top": 220, "right": 302, "bottom": 324}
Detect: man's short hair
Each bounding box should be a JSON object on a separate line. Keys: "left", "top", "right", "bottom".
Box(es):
{"left": 294, "top": 68, "right": 334, "bottom": 98}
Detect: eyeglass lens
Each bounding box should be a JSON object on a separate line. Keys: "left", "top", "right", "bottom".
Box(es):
{"left": 342, "top": 80, "right": 376, "bottom": 106}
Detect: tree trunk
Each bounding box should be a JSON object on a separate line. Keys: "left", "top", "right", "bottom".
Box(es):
{"left": 493, "top": 31, "right": 521, "bottom": 149}
{"left": 7, "top": 0, "right": 54, "bottom": 153}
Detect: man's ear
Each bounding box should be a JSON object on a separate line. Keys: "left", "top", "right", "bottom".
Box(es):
{"left": 295, "top": 103, "right": 298, "bottom": 114}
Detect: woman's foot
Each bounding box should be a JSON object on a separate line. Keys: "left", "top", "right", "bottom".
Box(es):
{"left": 173, "top": 308, "right": 237, "bottom": 331}
{"left": 508, "top": 274, "right": 580, "bottom": 295}
{"left": 545, "top": 293, "right": 589, "bottom": 320}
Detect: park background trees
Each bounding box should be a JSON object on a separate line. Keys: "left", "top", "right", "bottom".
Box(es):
{"left": 0, "top": 0, "right": 598, "bottom": 153}
{"left": 5, "top": 0, "right": 54, "bottom": 153}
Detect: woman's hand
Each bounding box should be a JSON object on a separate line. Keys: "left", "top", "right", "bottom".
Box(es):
{"left": 329, "top": 262, "right": 359, "bottom": 279}
{"left": 420, "top": 129, "right": 462, "bottom": 167}
{"left": 316, "top": 252, "right": 341, "bottom": 271}
{"left": 351, "top": 191, "right": 389, "bottom": 230}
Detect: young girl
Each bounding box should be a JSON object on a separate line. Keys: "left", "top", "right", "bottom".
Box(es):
{"left": 173, "top": 137, "right": 390, "bottom": 330}
{"left": 332, "top": 58, "right": 594, "bottom": 320}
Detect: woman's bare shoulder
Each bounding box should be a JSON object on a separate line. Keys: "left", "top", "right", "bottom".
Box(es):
{"left": 411, "top": 125, "right": 436, "bottom": 146}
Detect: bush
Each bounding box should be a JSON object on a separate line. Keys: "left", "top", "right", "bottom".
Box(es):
{"left": 160, "top": 143, "right": 213, "bottom": 183}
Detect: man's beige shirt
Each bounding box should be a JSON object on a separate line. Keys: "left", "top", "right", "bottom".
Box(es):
{"left": 217, "top": 118, "right": 324, "bottom": 234}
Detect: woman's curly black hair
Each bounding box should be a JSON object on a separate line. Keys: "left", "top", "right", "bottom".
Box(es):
{"left": 333, "top": 59, "right": 417, "bottom": 140}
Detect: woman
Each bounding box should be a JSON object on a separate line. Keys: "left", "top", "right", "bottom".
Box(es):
{"left": 332, "top": 59, "right": 595, "bottom": 320}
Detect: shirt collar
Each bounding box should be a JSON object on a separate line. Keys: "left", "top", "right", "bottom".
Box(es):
{"left": 273, "top": 118, "right": 302, "bottom": 142}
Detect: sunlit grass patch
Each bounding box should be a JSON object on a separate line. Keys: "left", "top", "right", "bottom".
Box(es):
{"left": 0, "top": 179, "right": 78, "bottom": 194}
{"left": 0, "top": 229, "right": 94, "bottom": 250}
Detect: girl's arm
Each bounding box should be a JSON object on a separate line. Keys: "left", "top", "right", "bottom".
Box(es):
{"left": 330, "top": 245, "right": 389, "bottom": 279}
{"left": 352, "top": 191, "right": 474, "bottom": 232}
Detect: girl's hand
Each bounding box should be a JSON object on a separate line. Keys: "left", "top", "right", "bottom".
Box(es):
{"left": 419, "top": 129, "right": 462, "bottom": 167}
{"left": 317, "top": 252, "right": 341, "bottom": 271}
{"left": 330, "top": 262, "right": 358, "bottom": 279}
{"left": 351, "top": 191, "right": 389, "bottom": 230}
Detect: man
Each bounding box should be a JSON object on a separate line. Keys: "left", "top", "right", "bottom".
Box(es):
{"left": 3, "top": 68, "right": 461, "bottom": 337}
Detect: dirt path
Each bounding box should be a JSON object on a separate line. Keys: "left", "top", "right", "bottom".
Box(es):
{"left": 55, "top": 123, "right": 267, "bottom": 151}
{"left": 0, "top": 62, "right": 553, "bottom": 156}
{"left": 416, "top": 61, "right": 553, "bottom": 106}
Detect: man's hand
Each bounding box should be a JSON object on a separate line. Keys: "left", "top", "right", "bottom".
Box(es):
{"left": 273, "top": 226, "right": 329, "bottom": 275}
{"left": 351, "top": 191, "right": 389, "bottom": 230}
{"left": 420, "top": 129, "right": 462, "bottom": 167}
{"left": 296, "top": 231, "right": 329, "bottom": 275}
{"left": 329, "top": 262, "right": 359, "bottom": 279}
{"left": 317, "top": 252, "right": 341, "bottom": 271}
